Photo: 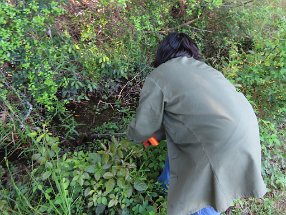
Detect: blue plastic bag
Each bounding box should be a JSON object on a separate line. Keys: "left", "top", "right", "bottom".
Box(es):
{"left": 157, "top": 157, "right": 170, "bottom": 190}
{"left": 158, "top": 157, "right": 220, "bottom": 215}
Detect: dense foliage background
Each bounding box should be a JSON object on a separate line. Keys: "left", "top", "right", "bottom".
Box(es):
{"left": 0, "top": 0, "right": 285, "bottom": 214}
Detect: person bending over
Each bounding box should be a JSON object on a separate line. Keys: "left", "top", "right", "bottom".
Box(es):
{"left": 127, "top": 32, "right": 267, "bottom": 215}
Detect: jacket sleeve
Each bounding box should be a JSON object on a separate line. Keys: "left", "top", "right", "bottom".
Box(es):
{"left": 153, "top": 126, "right": 166, "bottom": 141}
{"left": 127, "top": 77, "right": 165, "bottom": 143}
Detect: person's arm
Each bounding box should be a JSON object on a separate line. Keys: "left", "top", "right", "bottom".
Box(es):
{"left": 127, "top": 77, "right": 165, "bottom": 144}
{"left": 153, "top": 126, "right": 166, "bottom": 141}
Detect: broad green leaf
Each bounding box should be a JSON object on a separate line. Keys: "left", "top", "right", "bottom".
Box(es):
{"left": 42, "top": 171, "right": 51, "bottom": 180}
{"left": 46, "top": 188, "right": 53, "bottom": 194}
{"left": 134, "top": 180, "right": 148, "bottom": 192}
{"left": 62, "top": 178, "right": 69, "bottom": 190}
{"left": 109, "top": 194, "right": 115, "bottom": 198}
{"left": 95, "top": 170, "right": 102, "bottom": 181}
{"left": 105, "top": 179, "right": 115, "bottom": 194}
{"left": 78, "top": 176, "right": 84, "bottom": 186}
{"left": 118, "top": 150, "right": 124, "bottom": 158}
{"left": 109, "top": 141, "right": 116, "bottom": 154}
{"left": 117, "top": 168, "right": 127, "bottom": 177}
{"left": 96, "top": 204, "right": 106, "bottom": 214}
{"left": 102, "top": 162, "right": 112, "bottom": 170}
{"left": 83, "top": 172, "right": 91, "bottom": 179}
{"left": 44, "top": 192, "right": 50, "bottom": 200}
{"left": 87, "top": 201, "right": 93, "bottom": 208}
{"left": 97, "top": 197, "right": 102, "bottom": 204}
{"left": 0, "top": 200, "right": 7, "bottom": 210}
{"left": 108, "top": 198, "right": 118, "bottom": 208}
{"left": 86, "top": 165, "right": 96, "bottom": 173}
{"left": 126, "top": 184, "right": 133, "bottom": 197}
{"left": 102, "top": 153, "right": 109, "bottom": 164}
{"left": 84, "top": 188, "right": 91, "bottom": 197}
{"left": 45, "top": 161, "right": 53, "bottom": 169}
{"left": 36, "top": 133, "right": 46, "bottom": 143}
{"left": 54, "top": 196, "right": 62, "bottom": 205}
{"left": 88, "top": 153, "right": 101, "bottom": 163}
{"left": 101, "top": 197, "right": 107, "bottom": 205}
{"left": 117, "top": 177, "right": 125, "bottom": 188}
{"left": 45, "top": 135, "right": 57, "bottom": 145}
{"left": 103, "top": 172, "right": 114, "bottom": 179}
{"left": 28, "top": 131, "right": 37, "bottom": 138}
{"left": 32, "top": 153, "right": 41, "bottom": 161}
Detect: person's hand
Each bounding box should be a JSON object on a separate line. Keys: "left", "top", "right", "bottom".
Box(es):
{"left": 143, "top": 135, "right": 159, "bottom": 148}
{"left": 143, "top": 140, "right": 150, "bottom": 148}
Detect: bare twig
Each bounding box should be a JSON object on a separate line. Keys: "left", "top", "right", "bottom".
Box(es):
{"left": 143, "top": 18, "right": 199, "bottom": 34}
{"left": 96, "top": 100, "right": 115, "bottom": 110}
{"left": 221, "top": 0, "right": 254, "bottom": 8}
{"left": 0, "top": 70, "right": 33, "bottom": 131}
{"left": 117, "top": 73, "right": 140, "bottom": 100}
{"left": 155, "top": 16, "right": 213, "bottom": 34}
{"left": 79, "top": 132, "right": 127, "bottom": 140}
{"left": 186, "top": 26, "right": 213, "bottom": 33}
{"left": 164, "top": 18, "right": 198, "bottom": 32}
{"left": 20, "top": 100, "right": 33, "bottom": 130}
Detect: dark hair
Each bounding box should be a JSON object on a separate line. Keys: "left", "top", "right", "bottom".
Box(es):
{"left": 153, "top": 32, "right": 202, "bottom": 68}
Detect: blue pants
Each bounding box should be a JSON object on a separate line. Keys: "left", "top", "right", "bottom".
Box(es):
{"left": 158, "top": 157, "right": 220, "bottom": 215}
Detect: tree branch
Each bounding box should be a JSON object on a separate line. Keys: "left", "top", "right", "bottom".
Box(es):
{"left": 163, "top": 18, "right": 198, "bottom": 32}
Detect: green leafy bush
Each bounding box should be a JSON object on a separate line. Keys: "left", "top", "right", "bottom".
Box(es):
{"left": 260, "top": 120, "right": 286, "bottom": 190}
{"left": 0, "top": 130, "right": 166, "bottom": 214}
{"left": 222, "top": 2, "right": 286, "bottom": 117}
{"left": 0, "top": 1, "right": 98, "bottom": 113}
{"left": 1, "top": 1, "right": 65, "bottom": 111}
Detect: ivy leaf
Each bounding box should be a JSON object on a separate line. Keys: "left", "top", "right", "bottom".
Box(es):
{"left": 105, "top": 179, "right": 115, "bottom": 194}
{"left": 134, "top": 180, "right": 148, "bottom": 192}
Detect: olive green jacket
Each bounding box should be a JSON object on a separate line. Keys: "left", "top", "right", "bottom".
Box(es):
{"left": 127, "top": 57, "right": 267, "bottom": 214}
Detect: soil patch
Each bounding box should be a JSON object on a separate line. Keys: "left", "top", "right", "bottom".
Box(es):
{"left": 66, "top": 99, "right": 117, "bottom": 134}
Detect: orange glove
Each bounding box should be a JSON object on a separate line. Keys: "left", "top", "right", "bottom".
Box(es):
{"left": 143, "top": 135, "right": 159, "bottom": 148}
